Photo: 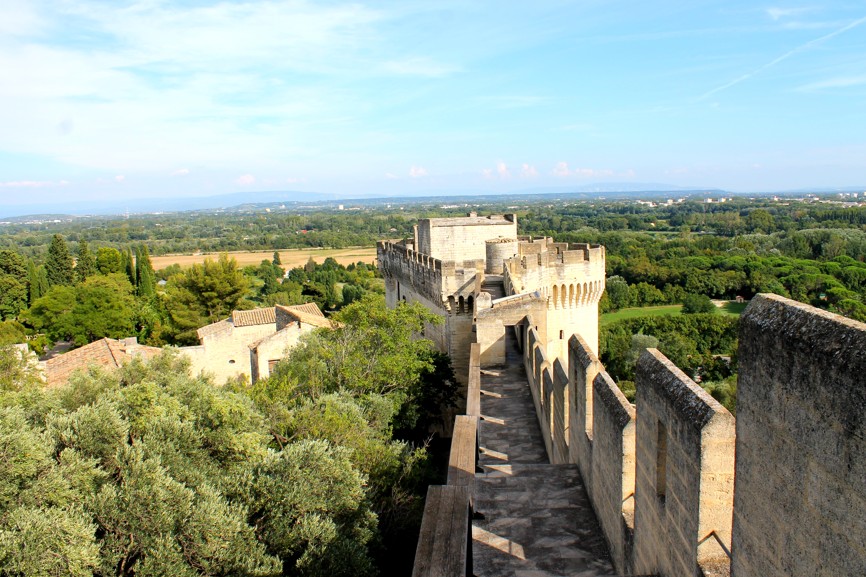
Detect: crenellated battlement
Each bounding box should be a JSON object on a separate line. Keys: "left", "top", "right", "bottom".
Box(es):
{"left": 379, "top": 214, "right": 606, "bottom": 378}
{"left": 513, "top": 295, "right": 866, "bottom": 577}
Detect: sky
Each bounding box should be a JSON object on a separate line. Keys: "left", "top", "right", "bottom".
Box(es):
{"left": 1, "top": 0, "right": 865, "bottom": 207}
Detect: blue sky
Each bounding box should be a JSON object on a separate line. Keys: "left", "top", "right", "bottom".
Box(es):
{"left": 1, "top": 1, "right": 865, "bottom": 206}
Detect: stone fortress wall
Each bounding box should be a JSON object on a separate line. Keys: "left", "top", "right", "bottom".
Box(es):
{"left": 522, "top": 294, "right": 864, "bottom": 577}
{"left": 385, "top": 214, "right": 866, "bottom": 577}
{"left": 377, "top": 212, "right": 606, "bottom": 380}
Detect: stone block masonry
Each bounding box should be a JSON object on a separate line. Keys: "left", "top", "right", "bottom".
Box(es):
{"left": 633, "top": 349, "right": 735, "bottom": 577}
{"left": 733, "top": 294, "right": 866, "bottom": 577}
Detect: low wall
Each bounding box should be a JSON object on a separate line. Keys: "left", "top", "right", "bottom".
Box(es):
{"left": 568, "top": 334, "right": 601, "bottom": 480}
{"left": 523, "top": 324, "right": 553, "bottom": 461}
{"left": 412, "top": 340, "right": 482, "bottom": 577}
{"left": 591, "top": 370, "right": 636, "bottom": 574}
{"left": 732, "top": 294, "right": 866, "bottom": 577}
{"left": 550, "top": 360, "right": 569, "bottom": 464}
{"left": 633, "top": 349, "right": 735, "bottom": 577}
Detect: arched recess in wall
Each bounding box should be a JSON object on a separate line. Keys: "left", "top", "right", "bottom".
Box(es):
{"left": 552, "top": 285, "right": 559, "bottom": 309}
{"left": 569, "top": 283, "right": 575, "bottom": 308}
{"left": 458, "top": 295, "right": 465, "bottom": 314}
{"left": 467, "top": 295, "right": 474, "bottom": 313}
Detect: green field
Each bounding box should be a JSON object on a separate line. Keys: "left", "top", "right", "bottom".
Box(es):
{"left": 601, "top": 300, "right": 747, "bottom": 325}
{"left": 601, "top": 305, "right": 683, "bottom": 325}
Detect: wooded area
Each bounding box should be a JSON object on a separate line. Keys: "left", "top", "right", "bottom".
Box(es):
{"left": 1, "top": 193, "right": 865, "bottom": 574}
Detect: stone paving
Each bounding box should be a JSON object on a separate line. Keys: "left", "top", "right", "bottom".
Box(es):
{"left": 472, "top": 329, "right": 618, "bottom": 577}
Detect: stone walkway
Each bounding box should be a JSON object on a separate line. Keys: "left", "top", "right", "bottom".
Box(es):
{"left": 472, "top": 330, "right": 617, "bottom": 577}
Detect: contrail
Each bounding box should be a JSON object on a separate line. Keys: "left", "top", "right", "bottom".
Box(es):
{"left": 700, "top": 15, "right": 866, "bottom": 100}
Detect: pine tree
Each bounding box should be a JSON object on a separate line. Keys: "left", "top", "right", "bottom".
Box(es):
{"left": 135, "top": 245, "right": 156, "bottom": 298}
{"left": 75, "top": 239, "right": 97, "bottom": 282}
{"left": 45, "top": 234, "right": 74, "bottom": 286}
{"left": 272, "top": 251, "right": 282, "bottom": 266}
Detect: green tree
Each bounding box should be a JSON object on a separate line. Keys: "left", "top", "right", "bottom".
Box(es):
{"left": 682, "top": 293, "right": 717, "bottom": 314}
{"left": 0, "top": 250, "right": 28, "bottom": 320}
{"left": 135, "top": 245, "right": 156, "bottom": 297}
{"left": 75, "top": 239, "right": 97, "bottom": 282}
{"left": 272, "top": 251, "right": 282, "bottom": 266}
{"left": 22, "top": 274, "right": 136, "bottom": 347}
{"left": 95, "top": 247, "right": 123, "bottom": 274}
{"left": 164, "top": 254, "right": 251, "bottom": 344}
{"left": 604, "top": 275, "right": 630, "bottom": 311}
{"left": 27, "top": 261, "right": 49, "bottom": 305}
{"left": 245, "top": 440, "right": 377, "bottom": 577}
{"left": 44, "top": 234, "right": 74, "bottom": 286}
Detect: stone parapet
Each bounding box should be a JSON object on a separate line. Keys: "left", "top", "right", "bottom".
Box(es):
{"left": 633, "top": 349, "right": 735, "bottom": 577}
{"left": 733, "top": 294, "right": 866, "bottom": 577}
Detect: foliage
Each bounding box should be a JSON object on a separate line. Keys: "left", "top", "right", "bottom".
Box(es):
{"left": 600, "top": 314, "right": 738, "bottom": 383}
{"left": 45, "top": 234, "right": 74, "bottom": 286}
{"left": 681, "top": 293, "right": 716, "bottom": 314}
{"left": 135, "top": 245, "right": 156, "bottom": 298}
{"left": 75, "top": 239, "right": 97, "bottom": 282}
{"left": 0, "top": 250, "right": 28, "bottom": 320}
{"left": 96, "top": 247, "right": 124, "bottom": 275}
{"left": 22, "top": 274, "right": 136, "bottom": 346}
{"left": 164, "top": 254, "right": 251, "bottom": 344}
{"left": 27, "top": 261, "right": 48, "bottom": 305}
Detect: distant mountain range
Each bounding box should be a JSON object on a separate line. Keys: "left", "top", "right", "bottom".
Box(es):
{"left": 0, "top": 182, "right": 861, "bottom": 220}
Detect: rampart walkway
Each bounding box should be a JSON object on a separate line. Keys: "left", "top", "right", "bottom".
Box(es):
{"left": 472, "top": 330, "right": 617, "bottom": 576}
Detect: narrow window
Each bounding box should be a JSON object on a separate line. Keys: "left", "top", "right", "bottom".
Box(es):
{"left": 656, "top": 421, "right": 668, "bottom": 502}
{"left": 559, "top": 330, "right": 564, "bottom": 340}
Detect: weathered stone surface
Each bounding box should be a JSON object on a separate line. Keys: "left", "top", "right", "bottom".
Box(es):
{"left": 473, "top": 331, "right": 616, "bottom": 576}
{"left": 591, "top": 370, "right": 637, "bottom": 574}
{"left": 633, "top": 349, "right": 735, "bottom": 577}
{"left": 733, "top": 294, "right": 866, "bottom": 577}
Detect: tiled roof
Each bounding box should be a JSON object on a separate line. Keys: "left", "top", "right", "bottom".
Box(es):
{"left": 42, "top": 338, "right": 161, "bottom": 388}
{"left": 283, "top": 302, "right": 324, "bottom": 317}
{"left": 277, "top": 303, "right": 335, "bottom": 329}
{"left": 196, "top": 319, "right": 232, "bottom": 340}
{"left": 232, "top": 307, "right": 277, "bottom": 327}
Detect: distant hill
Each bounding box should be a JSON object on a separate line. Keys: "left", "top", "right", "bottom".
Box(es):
{"left": 1, "top": 182, "right": 861, "bottom": 220}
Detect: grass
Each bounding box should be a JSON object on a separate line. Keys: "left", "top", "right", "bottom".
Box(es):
{"left": 601, "top": 300, "right": 749, "bottom": 325}
{"left": 719, "top": 301, "right": 748, "bottom": 316}
{"left": 601, "top": 305, "right": 682, "bottom": 325}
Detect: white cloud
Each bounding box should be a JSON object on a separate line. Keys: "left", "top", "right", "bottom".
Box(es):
{"left": 385, "top": 172, "right": 398, "bottom": 180}
{"left": 409, "top": 166, "right": 428, "bottom": 178}
{"left": 701, "top": 15, "right": 866, "bottom": 99}
{"left": 496, "top": 161, "right": 511, "bottom": 179}
{"left": 553, "top": 161, "right": 571, "bottom": 177}
{"left": 766, "top": 7, "right": 811, "bottom": 21}
{"left": 521, "top": 163, "right": 538, "bottom": 178}
{"left": 798, "top": 75, "right": 866, "bottom": 91}
{"left": 172, "top": 168, "right": 190, "bottom": 176}
{"left": 235, "top": 174, "right": 256, "bottom": 186}
{"left": 286, "top": 177, "right": 304, "bottom": 184}
{"left": 115, "top": 175, "right": 125, "bottom": 182}
{"left": 0, "top": 1, "right": 388, "bottom": 172}
{"left": 481, "top": 168, "right": 493, "bottom": 179}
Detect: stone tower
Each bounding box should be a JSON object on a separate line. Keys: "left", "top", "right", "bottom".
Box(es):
{"left": 377, "top": 213, "right": 605, "bottom": 377}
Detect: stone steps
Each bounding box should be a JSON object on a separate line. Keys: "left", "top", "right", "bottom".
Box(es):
{"left": 472, "top": 331, "right": 618, "bottom": 577}
{"left": 481, "top": 280, "right": 506, "bottom": 301}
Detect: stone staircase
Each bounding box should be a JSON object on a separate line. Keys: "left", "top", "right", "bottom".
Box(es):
{"left": 481, "top": 279, "right": 506, "bottom": 301}
{"left": 472, "top": 330, "right": 617, "bottom": 577}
